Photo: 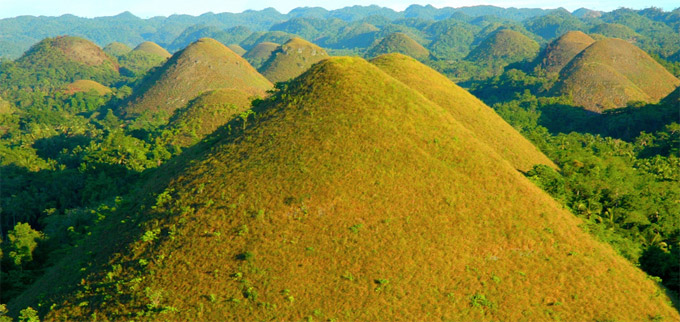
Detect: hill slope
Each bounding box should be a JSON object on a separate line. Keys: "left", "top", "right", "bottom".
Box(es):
{"left": 259, "top": 37, "right": 329, "bottom": 83}
{"left": 554, "top": 38, "right": 680, "bottom": 111}
{"left": 119, "top": 38, "right": 272, "bottom": 119}
{"left": 243, "top": 42, "right": 280, "bottom": 69}
{"left": 535, "top": 31, "right": 595, "bottom": 74}
{"left": 4, "top": 36, "right": 120, "bottom": 90}
{"left": 133, "top": 41, "right": 171, "bottom": 58}
{"left": 371, "top": 53, "right": 556, "bottom": 171}
{"left": 60, "top": 79, "right": 111, "bottom": 95}
{"left": 162, "top": 88, "right": 253, "bottom": 147}
{"left": 103, "top": 42, "right": 132, "bottom": 57}
{"left": 14, "top": 57, "right": 678, "bottom": 321}
{"left": 365, "top": 32, "right": 429, "bottom": 60}
{"left": 466, "top": 29, "right": 539, "bottom": 67}
{"left": 227, "top": 44, "right": 247, "bottom": 56}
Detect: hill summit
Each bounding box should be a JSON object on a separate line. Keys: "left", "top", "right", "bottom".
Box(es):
{"left": 554, "top": 38, "right": 680, "bottom": 111}
{"left": 365, "top": 32, "right": 430, "bottom": 61}
{"left": 16, "top": 56, "right": 678, "bottom": 321}
{"left": 370, "top": 53, "right": 556, "bottom": 172}
{"left": 103, "top": 42, "right": 132, "bottom": 57}
{"left": 133, "top": 41, "right": 171, "bottom": 58}
{"left": 535, "top": 31, "right": 595, "bottom": 74}
{"left": 11, "top": 36, "right": 119, "bottom": 89}
{"left": 119, "top": 38, "right": 272, "bottom": 119}
{"left": 60, "top": 79, "right": 111, "bottom": 95}
{"left": 465, "top": 29, "right": 539, "bottom": 67}
{"left": 259, "top": 37, "right": 329, "bottom": 83}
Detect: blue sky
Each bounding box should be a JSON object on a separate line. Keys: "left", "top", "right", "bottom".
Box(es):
{"left": 0, "top": 0, "right": 676, "bottom": 19}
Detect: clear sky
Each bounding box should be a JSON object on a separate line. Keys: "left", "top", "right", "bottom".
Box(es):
{"left": 0, "top": 0, "right": 676, "bottom": 19}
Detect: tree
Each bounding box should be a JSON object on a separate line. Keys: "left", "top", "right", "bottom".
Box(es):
{"left": 6, "top": 223, "right": 43, "bottom": 267}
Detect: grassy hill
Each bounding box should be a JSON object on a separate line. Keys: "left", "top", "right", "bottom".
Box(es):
{"left": 365, "top": 32, "right": 430, "bottom": 61}
{"left": 535, "top": 31, "right": 595, "bottom": 74}
{"left": 60, "top": 79, "right": 111, "bottom": 95}
{"left": 161, "top": 88, "right": 253, "bottom": 147}
{"left": 371, "top": 53, "right": 556, "bottom": 172}
{"left": 103, "top": 42, "right": 132, "bottom": 57}
{"left": 259, "top": 37, "right": 329, "bottom": 83}
{"left": 228, "top": 44, "right": 247, "bottom": 56}
{"left": 12, "top": 56, "right": 678, "bottom": 321}
{"left": 119, "top": 38, "right": 272, "bottom": 119}
{"left": 466, "top": 29, "right": 539, "bottom": 69}
{"left": 554, "top": 38, "right": 680, "bottom": 111}
{"left": 243, "top": 42, "right": 280, "bottom": 69}
{"left": 133, "top": 41, "right": 171, "bottom": 58}
{"left": 2, "top": 36, "right": 120, "bottom": 90}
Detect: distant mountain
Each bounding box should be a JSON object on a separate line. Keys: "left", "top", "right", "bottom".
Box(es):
{"left": 554, "top": 38, "right": 680, "bottom": 111}
{"left": 119, "top": 38, "right": 271, "bottom": 119}
{"left": 365, "top": 32, "right": 430, "bottom": 61}
{"left": 259, "top": 37, "right": 329, "bottom": 83}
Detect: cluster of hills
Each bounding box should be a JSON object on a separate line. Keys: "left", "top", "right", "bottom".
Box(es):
{"left": 0, "top": 4, "right": 679, "bottom": 321}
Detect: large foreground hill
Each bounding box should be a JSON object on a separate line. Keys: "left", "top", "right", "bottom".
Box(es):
{"left": 11, "top": 56, "right": 678, "bottom": 321}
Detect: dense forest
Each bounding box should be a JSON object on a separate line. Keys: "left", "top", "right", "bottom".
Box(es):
{"left": 0, "top": 4, "right": 678, "bottom": 320}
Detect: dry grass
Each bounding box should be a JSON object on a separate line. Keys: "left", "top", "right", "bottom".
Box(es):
{"left": 466, "top": 29, "right": 539, "bottom": 66}
{"left": 365, "top": 32, "right": 430, "bottom": 61}
{"left": 119, "top": 38, "right": 272, "bottom": 119}
{"left": 227, "top": 44, "right": 247, "bottom": 56}
{"left": 536, "top": 31, "right": 595, "bottom": 74}
{"left": 20, "top": 56, "right": 679, "bottom": 321}
{"left": 133, "top": 41, "right": 171, "bottom": 58}
{"left": 61, "top": 79, "right": 112, "bottom": 95}
{"left": 371, "top": 53, "right": 556, "bottom": 172}
{"left": 259, "top": 37, "right": 329, "bottom": 83}
{"left": 555, "top": 38, "right": 680, "bottom": 111}
{"left": 243, "top": 42, "right": 280, "bottom": 69}
{"left": 50, "top": 36, "right": 119, "bottom": 69}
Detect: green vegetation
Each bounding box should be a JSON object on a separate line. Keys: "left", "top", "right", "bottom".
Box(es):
{"left": 243, "top": 42, "right": 280, "bottom": 69}
{"left": 465, "top": 29, "right": 540, "bottom": 77}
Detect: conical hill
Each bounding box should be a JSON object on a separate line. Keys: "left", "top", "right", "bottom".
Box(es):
{"left": 12, "top": 36, "right": 119, "bottom": 89}
{"left": 535, "top": 31, "right": 595, "bottom": 74}
{"left": 133, "top": 41, "right": 171, "bottom": 58}
{"left": 16, "top": 57, "right": 678, "bottom": 321}
{"left": 119, "top": 38, "right": 272, "bottom": 119}
{"left": 162, "top": 88, "right": 253, "bottom": 147}
{"left": 259, "top": 37, "right": 329, "bottom": 83}
{"left": 365, "top": 32, "right": 430, "bottom": 61}
{"left": 371, "top": 53, "right": 556, "bottom": 171}
{"left": 60, "top": 79, "right": 111, "bottom": 95}
{"left": 554, "top": 38, "right": 680, "bottom": 111}
{"left": 243, "top": 42, "right": 280, "bottom": 69}
{"left": 466, "top": 29, "right": 539, "bottom": 66}
{"left": 103, "top": 42, "right": 132, "bottom": 57}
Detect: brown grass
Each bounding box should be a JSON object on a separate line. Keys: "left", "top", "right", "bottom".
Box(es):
{"left": 466, "top": 29, "right": 539, "bottom": 65}
{"left": 60, "top": 79, "right": 112, "bottom": 95}
{"left": 21, "top": 56, "right": 678, "bottom": 321}
{"left": 243, "top": 42, "right": 280, "bottom": 70}
{"left": 365, "top": 32, "right": 430, "bottom": 61}
{"left": 133, "top": 41, "right": 171, "bottom": 58}
{"left": 371, "top": 53, "right": 556, "bottom": 172}
{"left": 227, "top": 44, "right": 247, "bottom": 56}
{"left": 51, "top": 36, "right": 118, "bottom": 69}
{"left": 119, "top": 38, "right": 272, "bottom": 119}
{"left": 259, "top": 37, "right": 329, "bottom": 83}
{"left": 536, "top": 31, "right": 595, "bottom": 74}
{"left": 555, "top": 38, "right": 680, "bottom": 111}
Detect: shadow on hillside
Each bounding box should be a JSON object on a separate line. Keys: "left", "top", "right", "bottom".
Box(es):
{"left": 538, "top": 101, "right": 679, "bottom": 142}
